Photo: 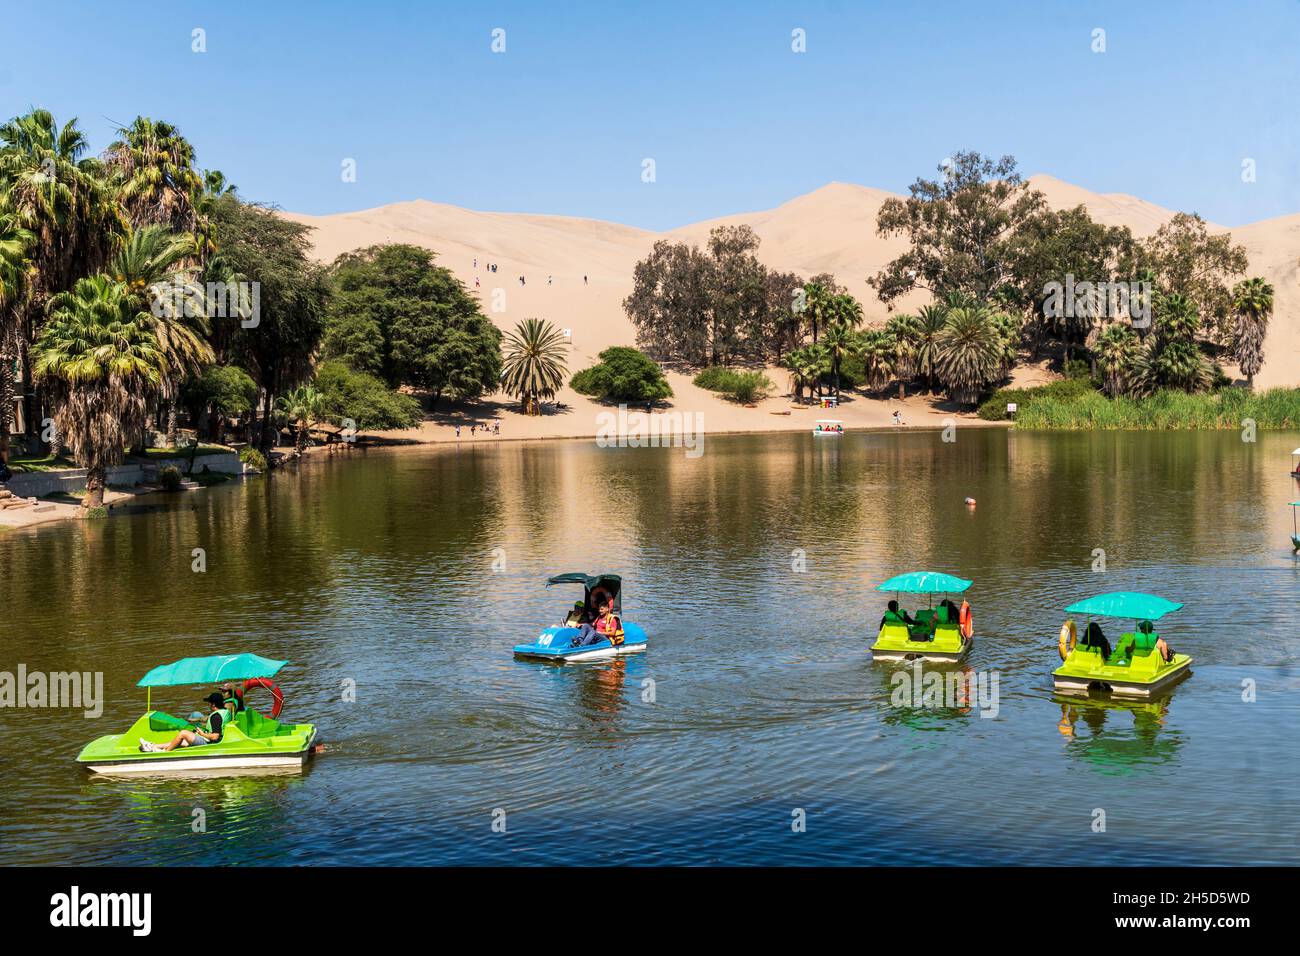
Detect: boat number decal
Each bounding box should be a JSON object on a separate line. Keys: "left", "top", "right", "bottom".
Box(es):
{"left": 537, "top": 633, "right": 552, "bottom": 647}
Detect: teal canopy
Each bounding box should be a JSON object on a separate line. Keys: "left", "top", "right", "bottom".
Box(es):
{"left": 137, "top": 654, "right": 287, "bottom": 688}
{"left": 1064, "top": 591, "right": 1182, "bottom": 621}
{"left": 876, "top": 571, "right": 972, "bottom": 594}
{"left": 547, "top": 572, "right": 621, "bottom": 590}
{"left": 1290, "top": 501, "right": 1300, "bottom": 507}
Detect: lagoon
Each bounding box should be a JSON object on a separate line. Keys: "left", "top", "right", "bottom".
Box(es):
{"left": 1, "top": 429, "right": 1297, "bottom": 865}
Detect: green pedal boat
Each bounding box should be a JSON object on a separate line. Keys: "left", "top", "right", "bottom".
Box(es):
{"left": 1053, "top": 591, "right": 1192, "bottom": 698}
{"left": 76, "top": 653, "right": 319, "bottom": 776}
{"left": 870, "top": 571, "right": 975, "bottom": 663}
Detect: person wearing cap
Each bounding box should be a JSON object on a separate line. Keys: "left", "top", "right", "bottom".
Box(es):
{"left": 139, "top": 693, "right": 229, "bottom": 752}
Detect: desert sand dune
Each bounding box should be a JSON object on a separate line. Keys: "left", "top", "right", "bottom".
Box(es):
{"left": 281, "top": 177, "right": 1298, "bottom": 442}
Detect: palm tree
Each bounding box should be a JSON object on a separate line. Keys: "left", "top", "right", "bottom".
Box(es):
{"left": 0, "top": 205, "right": 32, "bottom": 464}
{"left": 0, "top": 109, "right": 124, "bottom": 453}
{"left": 501, "top": 318, "right": 568, "bottom": 415}
{"left": 784, "top": 343, "right": 829, "bottom": 404}
{"left": 820, "top": 294, "right": 863, "bottom": 398}
{"left": 104, "top": 117, "right": 201, "bottom": 234}
{"left": 1231, "top": 277, "right": 1274, "bottom": 389}
{"left": 913, "top": 303, "right": 948, "bottom": 391}
{"left": 274, "top": 385, "right": 325, "bottom": 453}
{"left": 32, "top": 275, "right": 163, "bottom": 508}
{"left": 1095, "top": 323, "right": 1139, "bottom": 397}
{"left": 110, "top": 225, "right": 212, "bottom": 446}
{"left": 854, "top": 329, "right": 897, "bottom": 393}
{"left": 935, "top": 305, "right": 1002, "bottom": 406}
{"left": 802, "top": 282, "right": 832, "bottom": 344}
{"left": 884, "top": 313, "right": 920, "bottom": 381}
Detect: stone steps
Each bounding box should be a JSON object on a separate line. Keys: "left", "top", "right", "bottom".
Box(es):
{"left": 1, "top": 495, "right": 35, "bottom": 510}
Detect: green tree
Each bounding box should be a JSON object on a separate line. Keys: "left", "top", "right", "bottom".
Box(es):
{"left": 182, "top": 364, "right": 257, "bottom": 440}
{"left": 570, "top": 346, "right": 673, "bottom": 403}
{"left": 0, "top": 205, "right": 32, "bottom": 463}
{"left": 314, "top": 359, "right": 422, "bottom": 431}
{"left": 322, "top": 243, "right": 501, "bottom": 401}
{"left": 33, "top": 275, "right": 164, "bottom": 507}
{"left": 502, "top": 318, "right": 568, "bottom": 415}
{"left": 1137, "top": 212, "right": 1248, "bottom": 345}
{"left": 871, "top": 151, "right": 1045, "bottom": 305}
{"left": 854, "top": 328, "right": 897, "bottom": 394}
{"left": 274, "top": 384, "right": 325, "bottom": 453}
{"left": 104, "top": 117, "right": 201, "bottom": 234}
{"left": 784, "top": 343, "right": 830, "bottom": 404}
{"left": 1095, "top": 323, "right": 1139, "bottom": 397}
{"left": 1230, "top": 277, "right": 1273, "bottom": 389}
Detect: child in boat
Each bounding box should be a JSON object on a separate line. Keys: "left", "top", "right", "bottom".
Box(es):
{"left": 139, "top": 694, "right": 227, "bottom": 752}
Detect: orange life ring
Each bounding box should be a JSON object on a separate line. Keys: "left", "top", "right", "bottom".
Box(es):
{"left": 243, "top": 677, "right": 284, "bottom": 718}
{"left": 959, "top": 601, "right": 973, "bottom": 640}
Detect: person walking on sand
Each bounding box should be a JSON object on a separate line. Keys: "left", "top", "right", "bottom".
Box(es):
{"left": 455, "top": 424, "right": 461, "bottom": 439}
{"left": 494, "top": 420, "right": 500, "bottom": 436}
{"left": 547, "top": 274, "right": 552, "bottom": 285}
{"left": 892, "top": 410, "right": 904, "bottom": 426}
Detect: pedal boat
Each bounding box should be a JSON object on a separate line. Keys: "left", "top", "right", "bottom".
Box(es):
{"left": 1053, "top": 592, "right": 1192, "bottom": 698}
{"left": 76, "top": 654, "right": 318, "bottom": 776}
{"left": 813, "top": 418, "right": 844, "bottom": 437}
{"left": 513, "top": 572, "right": 648, "bottom": 663}
{"left": 1291, "top": 500, "right": 1300, "bottom": 552}
{"left": 870, "top": 571, "right": 974, "bottom": 663}
{"left": 1291, "top": 448, "right": 1300, "bottom": 479}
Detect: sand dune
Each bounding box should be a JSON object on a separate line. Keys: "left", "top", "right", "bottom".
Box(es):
{"left": 281, "top": 176, "right": 1299, "bottom": 441}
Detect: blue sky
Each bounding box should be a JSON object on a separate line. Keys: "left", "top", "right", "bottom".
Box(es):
{"left": 2, "top": 0, "right": 1297, "bottom": 228}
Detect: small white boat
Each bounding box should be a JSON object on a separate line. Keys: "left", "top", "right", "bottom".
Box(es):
{"left": 813, "top": 419, "right": 844, "bottom": 437}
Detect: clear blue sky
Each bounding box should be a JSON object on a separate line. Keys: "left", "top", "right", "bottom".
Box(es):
{"left": 2, "top": 0, "right": 1297, "bottom": 229}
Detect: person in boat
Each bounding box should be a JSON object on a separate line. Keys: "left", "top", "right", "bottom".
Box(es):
{"left": 139, "top": 693, "right": 228, "bottom": 752}
{"left": 564, "top": 600, "right": 591, "bottom": 627}
{"left": 220, "top": 683, "right": 245, "bottom": 721}
{"left": 880, "top": 600, "right": 915, "bottom": 629}
{"left": 572, "top": 596, "right": 624, "bottom": 647}
{"left": 1138, "top": 619, "right": 1175, "bottom": 662}
{"left": 1080, "top": 621, "right": 1112, "bottom": 660}
{"left": 937, "top": 598, "right": 959, "bottom": 626}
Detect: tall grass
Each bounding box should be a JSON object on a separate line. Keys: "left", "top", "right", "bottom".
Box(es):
{"left": 1014, "top": 387, "right": 1300, "bottom": 430}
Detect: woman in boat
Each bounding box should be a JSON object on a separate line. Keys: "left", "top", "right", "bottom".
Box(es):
{"left": 1139, "top": 619, "right": 1175, "bottom": 662}
{"left": 140, "top": 694, "right": 227, "bottom": 752}
{"left": 572, "top": 596, "right": 623, "bottom": 647}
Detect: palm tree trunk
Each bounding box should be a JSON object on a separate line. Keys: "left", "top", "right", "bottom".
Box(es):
{"left": 84, "top": 466, "right": 106, "bottom": 509}
{"left": 0, "top": 354, "right": 14, "bottom": 465}
{"left": 166, "top": 401, "right": 178, "bottom": 448}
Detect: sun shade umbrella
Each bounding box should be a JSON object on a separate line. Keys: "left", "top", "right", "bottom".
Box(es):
{"left": 1063, "top": 591, "right": 1182, "bottom": 621}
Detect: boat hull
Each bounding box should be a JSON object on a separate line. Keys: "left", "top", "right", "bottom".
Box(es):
{"left": 1053, "top": 654, "right": 1193, "bottom": 699}
{"left": 870, "top": 640, "right": 971, "bottom": 664}
{"left": 871, "top": 619, "right": 972, "bottom": 663}
{"left": 513, "top": 623, "right": 648, "bottom": 663}
{"left": 77, "top": 711, "right": 317, "bottom": 777}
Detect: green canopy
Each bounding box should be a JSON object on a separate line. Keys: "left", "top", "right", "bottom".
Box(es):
{"left": 137, "top": 653, "right": 287, "bottom": 688}
{"left": 1064, "top": 591, "right": 1182, "bottom": 621}
{"left": 546, "top": 572, "right": 621, "bottom": 591}
{"left": 876, "top": 571, "right": 972, "bottom": 594}
{"left": 1290, "top": 501, "right": 1300, "bottom": 507}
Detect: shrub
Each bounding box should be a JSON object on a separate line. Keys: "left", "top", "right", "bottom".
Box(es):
{"left": 978, "top": 378, "right": 1094, "bottom": 420}
{"left": 1013, "top": 386, "right": 1300, "bottom": 430}
{"left": 158, "top": 466, "right": 183, "bottom": 491}
{"left": 724, "top": 371, "right": 774, "bottom": 404}
{"left": 240, "top": 448, "right": 268, "bottom": 473}
{"left": 570, "top": 347, "right": 673, "bottom": 403}
{"left": 692, "top": 366, "right": 736, "bottom": 391}
{"left": 315, "top": 360, "right": 423, "bottom": 430}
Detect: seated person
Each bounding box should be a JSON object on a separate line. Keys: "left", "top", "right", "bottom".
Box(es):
{"left": 909, "top": 607, "right": 937, "bottom": 641}
{"left": 1137, "top": 620, "right": 1175, "bottom": 662}
{"left": 563, "top": 601, "right": 590, "bottom": 626}
{"left": 1080, "top": 621, "right": 1112, "bottom": 661}
{"left": 140, "top": 694, "right": 227, "bottom": 752}
{"left": 879, "top": 599, "right": 914, "bottom": 629}
{"left": 220, "top": 682, "right": 244, "bottom": 716}
{"left": 937, "top": 599, "right": 959, "bottom": 626}
{"left": 572, "top": 598, "right": 623, "bottom": 647}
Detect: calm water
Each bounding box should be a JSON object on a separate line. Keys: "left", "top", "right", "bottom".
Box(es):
{"left": 1, "top": 428, "right": 1298, "bottom": 866}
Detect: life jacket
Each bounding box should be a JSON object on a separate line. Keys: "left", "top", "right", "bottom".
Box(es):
{"left": 201, "top": 709, "right": 226, "bottom": 741}
{"left": 597, "top": 612, "right": 624, "bottom": 644}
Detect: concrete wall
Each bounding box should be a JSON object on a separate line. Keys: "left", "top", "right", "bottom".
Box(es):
{"left": 3, "top": 453, "right": 247, "bottom": 499}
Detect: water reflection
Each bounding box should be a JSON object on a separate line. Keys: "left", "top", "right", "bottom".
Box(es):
{"left": 1054, "top": 693, "right": 1184, "bottom": 774}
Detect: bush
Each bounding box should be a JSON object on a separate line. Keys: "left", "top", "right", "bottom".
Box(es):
{"left": 570, "top": 347, "right": 673, "bottom": 403}
{"left": 692, "top": 366, "right": 774, "bottom": 404}
{"left": 239, "top": 448, "right": 268, "bottom": 473}
{"left": 692, "top": 366, "right": 735, "bottom": 391}
{"left": 315, "top": 360, "right": 423, "bottom": 430}
{"left": 978, "top": 378, "right": 1094, "bottom": 420}
{"left": 158, "top": 466, "right": 183, "bottom": 492}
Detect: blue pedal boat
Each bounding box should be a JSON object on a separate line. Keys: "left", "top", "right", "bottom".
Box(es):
{"left": 513, "top": 572, "right": 649, "bottom": 663}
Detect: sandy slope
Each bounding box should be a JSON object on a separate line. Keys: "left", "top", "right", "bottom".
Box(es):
{"left": 280, "top": 177, "right": 1299, "bottom": 441}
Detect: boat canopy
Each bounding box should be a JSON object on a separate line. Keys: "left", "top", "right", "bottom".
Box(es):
{"left": 876, "top": 571, "right": 972, "bottom": 594}
{"left": 547, "top": 572, "right": 621, "bottom": 591}
{"left": 1292, "top": 448, "right": 1300, "bottom": 456}
{"left": 137, "top": 653, "right": 288, "bottom": 688}
{"left": 1064, "top": 591, "right": 1182, "bottom": 621}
